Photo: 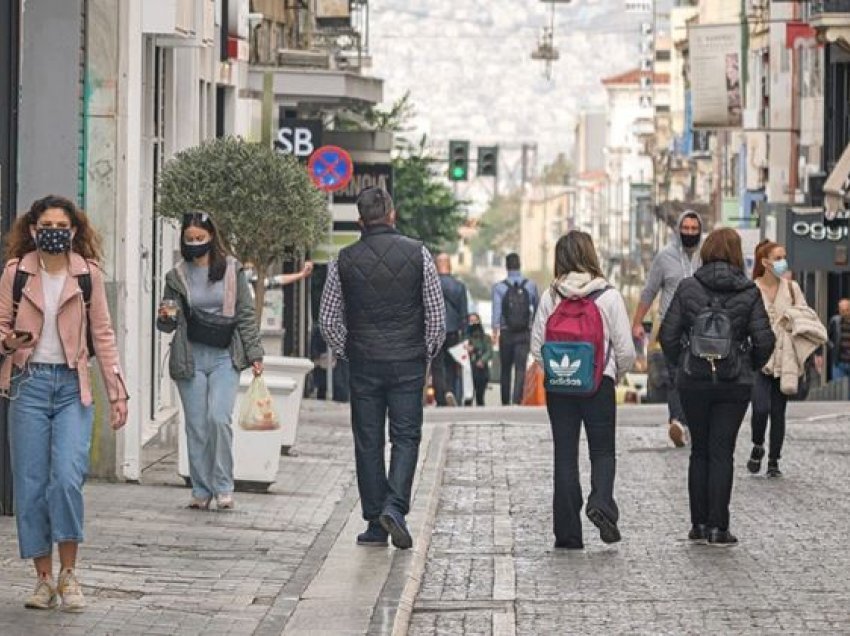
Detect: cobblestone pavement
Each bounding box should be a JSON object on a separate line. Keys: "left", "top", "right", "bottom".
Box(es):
{"left": 0, "top": 400, "right": 359, "bottom": 636}
{"left": 409, "top": 403, "right": 850, "bottom": 635}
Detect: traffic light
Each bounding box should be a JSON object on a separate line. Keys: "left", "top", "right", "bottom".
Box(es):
{"left": 448, "top": 140, "right": 469, "bottom": 181}
{"left": 477, "top": 146, "right": 499, "bottom": 177}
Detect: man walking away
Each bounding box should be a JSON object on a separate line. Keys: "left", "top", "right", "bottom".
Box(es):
{"left": 319, "top": 187, "right": 446, "bottom": 550}
{"left": 433, "top": 253, "right": 468, "bottom": 406}
{"left": 632, "top": 210, "right": 702, "bottom": 447}
{"left": 492, "top": 253, "right": 539, "bottom": 405}
{"left": 828, "top": 298, "right": 850, "bottom": 380}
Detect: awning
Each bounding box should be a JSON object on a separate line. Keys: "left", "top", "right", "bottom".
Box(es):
{"left": 246, "top": 66, "right": 383, "bottom": 109}
{"left": 823, "top": 140, "right": 850, "bottom": 219}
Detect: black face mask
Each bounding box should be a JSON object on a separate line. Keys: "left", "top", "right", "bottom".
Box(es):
{"left": 468, "top": 323, "right": 484, "bottom": 337}
{"left": 181, "top": 241, "right": 212, "bottom": 261}
{"left": 36, "top": 228, "right": 72, "bottom": 254}
{"left": 680, "top": 233, "right": 700, "bottom": 249}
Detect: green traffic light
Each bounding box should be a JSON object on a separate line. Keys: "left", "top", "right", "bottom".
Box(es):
{"left": 452, "top": 166, "right": 466, "bottom": 179}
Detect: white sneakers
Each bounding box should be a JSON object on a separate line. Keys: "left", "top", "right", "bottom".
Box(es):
{"left": 57, "top": 568, "right": 86, "bottom": 612}
{"left": 26, "top": 569, "right": 85, "bottom": 612}
{"left": 25, "top": 578, "right": 58, "bottom": 610}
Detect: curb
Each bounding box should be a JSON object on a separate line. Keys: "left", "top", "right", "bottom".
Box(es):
{"left": 389, "top": 422, "right": 450, "bottom": 636}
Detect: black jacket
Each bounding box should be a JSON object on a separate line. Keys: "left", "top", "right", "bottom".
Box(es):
{"left": 439, "top": 274, "right": 468, "bottom": 333}
{"left": 659, "top": 261, "right": 775, "bottom": 388}
{"left": 338, "top": 224, "right": 426, "bottom": 362}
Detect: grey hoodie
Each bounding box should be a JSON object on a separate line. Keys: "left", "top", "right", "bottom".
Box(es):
{"left": 531, "top": 272, "right": 636, "bottom": 381}
{"left": 639, "top": 210, "right": 703, "bottom": 319}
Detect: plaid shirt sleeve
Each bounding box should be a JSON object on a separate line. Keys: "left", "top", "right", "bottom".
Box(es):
{"left": 422, "top": 247, "right": 446, "bottom": 359}
{"left": 318, "top": 260, "right": 348, "bottom": 359}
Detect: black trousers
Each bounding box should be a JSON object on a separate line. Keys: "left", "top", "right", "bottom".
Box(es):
{"left": 681, "top": 386, "right": 750, "bottom": 531}
{"left": 499, "top": 330, "right": 530, "bottom": 405}
{"left": 349, "top": 359, "right": 427, "bottom": 521}
{"left": 433, "top": 331, "right": 461, "bottom": 406}
{"left": 472, "top": 365, "right": 489, "bottom": 406}
{"left": 666, "top": 361, "right": 686, "bottom": 425}
{"left": 750, "top": 373, "right": 788, "bottom": 461}
{"left": 546, "top": 378, "right": 618, "bottom": 547}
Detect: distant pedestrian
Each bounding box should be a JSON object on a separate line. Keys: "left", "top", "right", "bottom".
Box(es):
{"left": 319, "top": 187, "right": 445, "bottom": 550}
{"left": 157, "top": 211, "right": 264, "bottom": 511}
{"left": 492, "top": 253, "right": 539, "bottom": 405}
{"left": 433, "top": 253, "right": 468, "bottom": 406}
{"left": 747, "top": 240, "right": 826, "bottom": 478}
{"left": 828, "top": 298, "right": 850, "bottom": 380}
{"left": 0, "top": 195, "right": 129, "bottom": 612}
{"left": 531, "top": 231, "right": 635, "bottom": 549}
{"left": 633, "top": 210, "right": 703, "bottom": 447}
{"left": 660, "top": 229, "right": 775, "bottom": 547}
{"left": 466, "top": 312, "right": 493, "bottom": 406}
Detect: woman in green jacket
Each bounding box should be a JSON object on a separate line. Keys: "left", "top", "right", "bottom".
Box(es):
{"left": 156, "top": 211, "right": 264, "bottom": 510}
{"left": 466, "top": 313, "right": 493, "bottom": 406}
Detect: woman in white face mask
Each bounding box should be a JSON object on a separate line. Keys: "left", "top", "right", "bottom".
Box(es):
{"left": 749, "top": 240, "right": 800, "bottom": 478}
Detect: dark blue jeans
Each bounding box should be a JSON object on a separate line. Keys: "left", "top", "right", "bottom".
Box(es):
{"left": 349, "top": 359, "right": 427, "bottom": 521}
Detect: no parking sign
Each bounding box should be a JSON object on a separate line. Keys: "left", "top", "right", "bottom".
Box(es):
{"left": 307, "top": 145, "right": 353, "bottom": 193}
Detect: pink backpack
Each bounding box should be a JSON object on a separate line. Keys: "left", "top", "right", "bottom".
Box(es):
{"left": 542, "top": 287, "right": 610, "bottom": 396}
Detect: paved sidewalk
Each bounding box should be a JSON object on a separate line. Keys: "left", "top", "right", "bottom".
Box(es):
{"left": 409, "top": 403, "right": 850, "bottom": 635}
{"left": 0, "top": 401, "right": 364, "bottom": 635}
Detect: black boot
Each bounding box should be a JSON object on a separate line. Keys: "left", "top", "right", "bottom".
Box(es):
{"left": 766, "top": 459, "right": 782, "bottom": 478}
{"left": 747, "top": 445, "right": 765, "bottom": 474}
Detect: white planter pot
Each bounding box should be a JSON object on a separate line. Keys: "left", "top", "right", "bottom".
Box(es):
{"left": 177, "top": 355, "right": 314, "bottom": 490}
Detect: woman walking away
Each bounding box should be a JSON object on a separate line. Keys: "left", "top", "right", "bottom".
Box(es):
{"left": 531, "top": 231, "right": 635, "bottom": 549}
{"left": 660, "top": 229, "right": 775, "bottom": 547}
{"left": 0, "top": 195, "right": 129, "bottom": 611}
{"left": 466, "top": 312, "right": 493, "bottom": 406}
{"left": 748, "top": 240, "right": 826, "bottom": 477}
{"left": 157, "top": 211, "right": 264, "bottom": 510}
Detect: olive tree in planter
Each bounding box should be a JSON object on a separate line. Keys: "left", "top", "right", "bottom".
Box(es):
{"left": 157, "top": 136, "right": 329, "bottom": 322}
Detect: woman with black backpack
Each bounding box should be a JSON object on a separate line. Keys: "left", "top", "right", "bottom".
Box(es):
{"left": 531, "top": 231, "right": 635, "bottom": 550}
{"left": 660, "top": 228, "right": 775, "bottom": 547}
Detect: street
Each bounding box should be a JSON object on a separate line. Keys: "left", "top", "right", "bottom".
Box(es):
{"left": 1, "top": 400, "right": 848, "bottom": 635}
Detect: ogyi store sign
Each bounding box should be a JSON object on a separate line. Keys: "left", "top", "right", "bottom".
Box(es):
{"left": 792, "top": 220, "right": 849, "bottom": 242}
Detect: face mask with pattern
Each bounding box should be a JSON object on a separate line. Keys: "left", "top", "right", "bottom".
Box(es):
{"left": 36, "top": 228, "right": 72, "bottom": 254}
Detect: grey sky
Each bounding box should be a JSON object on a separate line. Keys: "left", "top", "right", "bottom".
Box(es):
{"left": 369, "top": 1, "right": 665, "bottom": 173}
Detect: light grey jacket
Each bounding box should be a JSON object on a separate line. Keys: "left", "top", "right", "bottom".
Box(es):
{"left": 156, "top": 256, "right": 264, "bottom": 380}
{"left": 639, "top": 210, "right": 703, "bottom": 319}
{"left": 531, "top": 273, "right": 636, "bottom": 382}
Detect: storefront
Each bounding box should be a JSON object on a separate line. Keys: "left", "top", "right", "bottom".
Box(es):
{"left": 0, "top": 0, "right": 20, "bottom": 515}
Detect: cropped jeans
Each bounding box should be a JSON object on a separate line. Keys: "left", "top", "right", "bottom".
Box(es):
{"left": 8, "top": 364, "right": 93, "bottom": 559}
{"left": 176, "top": 342, "right": 240, "bottom": 500}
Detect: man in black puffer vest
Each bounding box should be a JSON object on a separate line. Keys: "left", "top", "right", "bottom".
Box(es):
{"left": 319, "top": 187, "right": 446, "bottom": 550}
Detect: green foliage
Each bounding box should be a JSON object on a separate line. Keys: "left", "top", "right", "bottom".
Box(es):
{"left": 334, "top": 91, "right": 416, "bottom": 135}
{"left": 157, "top": 136, "right": 329, "bottom": 319}
{"left": 541, "top": 152, "right": 573, "bottom": 185}
{"left": 471, "top": 191, "right": 522, "bottom": 257}
{"left": 393, "top": 145, "right": 466, "bottom": 253}
{"left": 157, "top": 137, "right": 329, "bottom": 264}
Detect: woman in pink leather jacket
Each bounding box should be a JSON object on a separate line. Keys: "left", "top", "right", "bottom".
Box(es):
{"left": 0, "top": 195, "right": 129, "bottom": 612}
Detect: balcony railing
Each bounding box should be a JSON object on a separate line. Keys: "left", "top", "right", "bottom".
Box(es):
{"left": 810, "top": 1, "right": 850, "bottom": 27}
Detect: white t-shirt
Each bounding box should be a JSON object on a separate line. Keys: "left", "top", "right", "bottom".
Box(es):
{"left": 31, "top": 270, "right": 68, "bottom": 364}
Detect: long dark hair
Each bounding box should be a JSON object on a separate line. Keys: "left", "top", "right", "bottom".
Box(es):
{"left": 5, "top": 195, "right": 103, "bottom": 262}
{"left": 181, "top": 210, "right": 230, "bottom": 282}
{"left": 553, "top": 230, "right": 604, "bottom": 279}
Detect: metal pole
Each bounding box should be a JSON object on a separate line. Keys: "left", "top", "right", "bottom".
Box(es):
{"left": 327, "top": 191, "right": 334, "bottom": 402}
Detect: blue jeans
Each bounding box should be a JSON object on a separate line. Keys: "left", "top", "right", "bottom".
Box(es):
{"left": 348, "top": 359, "right": 426, "bottom": 520}
{"left": 176, "top": 342, "right": 240, "bottom": 500}
{"left": 8, "top": 364, "right": 93, "bottom": 559}
{"left": 833, "top": 363, "right": 850, "bottom": 381}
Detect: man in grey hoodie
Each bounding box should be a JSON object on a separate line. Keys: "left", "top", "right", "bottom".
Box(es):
{"left": 632, "top": 210, "right": 703, "bottom": 447}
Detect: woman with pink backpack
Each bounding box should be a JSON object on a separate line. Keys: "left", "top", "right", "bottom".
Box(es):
{"left": 531, "top": 231, "right": 636, "bottom": 549}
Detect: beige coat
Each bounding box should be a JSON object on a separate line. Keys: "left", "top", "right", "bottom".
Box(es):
{"left": 761, "top": 279, "right": 827, "bottom": 395}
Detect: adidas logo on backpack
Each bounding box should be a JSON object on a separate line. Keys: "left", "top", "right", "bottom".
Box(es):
{"left": 542, "top": 287, "right": 611, "bottom": 396}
